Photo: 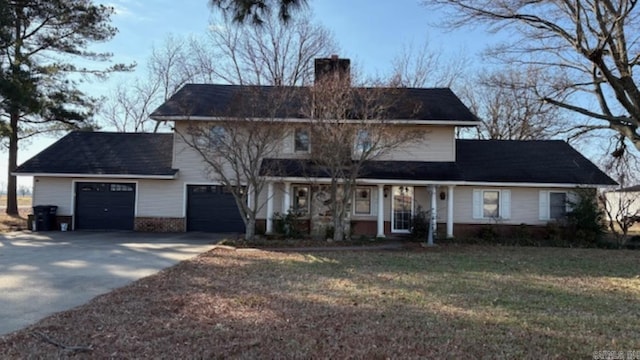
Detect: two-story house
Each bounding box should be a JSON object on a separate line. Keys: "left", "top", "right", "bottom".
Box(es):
{"left": 14, "top": 57, "right": 616, "bottom": 238}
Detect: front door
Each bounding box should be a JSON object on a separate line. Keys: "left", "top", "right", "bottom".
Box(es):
{"left": 392, "top": 186, "right": 413, "bottom": 233}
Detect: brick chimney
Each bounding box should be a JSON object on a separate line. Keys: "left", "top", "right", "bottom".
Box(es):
{"left": 314, "top": 55, "right": 350, "bottom": 84}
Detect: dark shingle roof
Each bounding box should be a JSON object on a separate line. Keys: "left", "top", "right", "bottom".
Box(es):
{"left": 15, "top": 132, "right": 177, "bottom": 177}
{"left": 150, "top": 84, "right": 479, "bottom": 122}
{"left": 260, "top": 159, "right": 462, "bottom": 181}
{"left": 260, "top": 140, "right": 616, "bottom": 186}
{"left": 456, "top": 139, "right": 616, "bottom": 185}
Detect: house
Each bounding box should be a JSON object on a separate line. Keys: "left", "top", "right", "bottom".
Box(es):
{"left": 14, "top": 56, "right": 617, "bottom": 238}
{"left": 602, "top": 185, "right": 640, "bottom": 229}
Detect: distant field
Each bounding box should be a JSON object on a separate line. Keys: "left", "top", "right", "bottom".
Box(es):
{"left": 0, "top": 195, "right": 32, "bottom": 208}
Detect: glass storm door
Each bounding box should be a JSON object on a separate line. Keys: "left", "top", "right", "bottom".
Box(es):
{"left": 392, "top": 186, "right": 413, "bottom": 233}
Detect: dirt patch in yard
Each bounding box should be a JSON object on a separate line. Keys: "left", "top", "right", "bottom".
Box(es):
{"left": 1, "top": 245, "right": 639, "bottom": 358}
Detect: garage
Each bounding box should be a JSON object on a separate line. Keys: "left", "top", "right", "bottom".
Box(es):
{"left": 75, "top": 182, "right": 136, "bottom": 230}
{"left": 187, "top": 185, "right": 245, "bottom": 232}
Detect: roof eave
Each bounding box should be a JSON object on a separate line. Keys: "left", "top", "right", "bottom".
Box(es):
{"left": 12, "top": 172, "right": 179, "bottom": 180}
{"left": 151, "top": 115, "right": 479, "bottom": 126}
{"left": 262, "top": 176, "right": 615, "bottom": 188}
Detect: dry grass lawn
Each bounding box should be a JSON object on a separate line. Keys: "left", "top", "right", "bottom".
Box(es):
{"left": 1, "top": 245, "right": 639, "bottom": 359}
{"left": 0, "top": 196, "right": 31, "bottom": 232}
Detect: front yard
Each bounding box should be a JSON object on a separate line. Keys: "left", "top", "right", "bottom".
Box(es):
{"left": 1, "top": 245, "right": 638, "bottom": 358}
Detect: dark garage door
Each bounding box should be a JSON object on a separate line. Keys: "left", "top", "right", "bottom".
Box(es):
{"left": 187, "top": 185, "right": 245, "bottom": 232}
{"left": 75, "top": 182, "right": 136, "bottom": 230}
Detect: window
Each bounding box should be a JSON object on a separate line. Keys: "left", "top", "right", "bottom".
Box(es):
{"left": 539, "top": 191, "right": 569, "bottom": 220}
{"left": 292, "top": 185, "right": 310, "bottom": 215}
{"left": 354, "top": 188, "right": 371, "bottom": 215}
{"left": 110, "top": 184, "right": 134, "bottom": 192}
{"left": 294, "top": 128, "right": 310, "bottom": 152}
{"left": 210, "top": 126, "right": 227, "bottom": 148}
{"left": 355, "top": 129, "right": 372, "bottom": 154}
{"left": 483, "top": 191, "right": 500, "bottom": 218}
{"left": 549, "top": 192, "right": 567, "bottom": 220}
{"left": 473, "top": 189, "right": 511, "bottom": 220}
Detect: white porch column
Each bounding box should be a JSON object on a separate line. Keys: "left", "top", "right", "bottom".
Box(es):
{"left": 447, "top": 185, "right": 454, "bottom": 238}
{"left": 377, "top": 184, "right": 385, "bottom": 238}
{"left": 283, "top": 182, "right": 291, "bottom": 213}
{"left": 266, "top": 182, "right": 274, "bottom": 234}
{"left": 428, "top": 185, "right": 437, "bottom": 246}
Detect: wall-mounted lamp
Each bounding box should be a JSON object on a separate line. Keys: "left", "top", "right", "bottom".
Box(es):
{"left": 439, "top": 191, "right": 446, "bottom": 200}
{"left": 383, "top": 187, "right": 389, "bottom": 198}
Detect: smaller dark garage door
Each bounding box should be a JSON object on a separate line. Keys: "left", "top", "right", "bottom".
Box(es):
{"left": 75, "top": 182, "right": 136, "bottom": 230}
{"left": 187, "top": 185, "right": 245, "bottom": 232}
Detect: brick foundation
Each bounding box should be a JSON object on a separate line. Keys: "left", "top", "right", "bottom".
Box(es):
{"left": 134, "top": 217, "right": 185, "bottom": 232}
{"left": 448, "top": 223, "right": 550, "bottom": 240}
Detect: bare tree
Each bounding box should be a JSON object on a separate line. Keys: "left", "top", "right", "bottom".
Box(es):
{"left": 102, "top": 35, "right": 216, "bottom": 132}
{"left": 103, "top": 9, "right": 334, "bottom": 132}
{"left": 597, "top": 134, "right": 640, "bottom": 246}
{"left": 209, "top": 0, "right": 307, "bottom": 24}
{"left": 461, "top": 66, "right": 569, "bottom": 140}
{"left": 390, "top": 40, "right": 468, "bottom": 89}
{"left": 601, "top": 187, "right": 640, "bottom": 247}
{"left": 423, "top": 0, "right": 640, "bottom": 151}
{"left": 299, "top": 71, "right": 425, "bottom": 241}
{"left": 175, "top": 88, "right": 292, "bottom": 240}
{"left": 206, "top": 10, "right": 338, "bottom": 86}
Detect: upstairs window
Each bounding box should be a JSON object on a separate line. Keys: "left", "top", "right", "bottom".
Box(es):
{"left": 294, "top": 128, "right": 310, "bottom": 152}
{"left": 355, "top": 129, "right": 372, "bottom": 154}
{"left": 210, "top": 126, "right": 227, "bottom": 148}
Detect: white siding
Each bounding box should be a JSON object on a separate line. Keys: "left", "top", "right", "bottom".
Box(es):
{"left": 174, "top": 122, "right": 455, "bottom": 166}
{"left": 34, "top": 177, "right": 182, "bottom": 218}
{"left": 136, "top": 180, "right": 183, "bottom": 217}
{"left": 454, "top": 186, "right": 575, "bottom": 225}
{"left": 377, "top": 126, "right": 455, "bottom": 162}
{"left": 33, "top": 177, "right": 74, "bottom": 215}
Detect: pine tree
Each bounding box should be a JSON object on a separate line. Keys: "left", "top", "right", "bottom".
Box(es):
{"left": 0, "top": 0, "right": 132, "bottom": 214}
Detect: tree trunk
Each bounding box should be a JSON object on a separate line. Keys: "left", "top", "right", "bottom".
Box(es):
{"left": 329, "top": 181, "right": 344, "bottom": 241}
{"left": 6, "top": 111, "right": 19, "bottom": 215}
{"left": 244, "top": 217, "right": 256, "bottom": 240}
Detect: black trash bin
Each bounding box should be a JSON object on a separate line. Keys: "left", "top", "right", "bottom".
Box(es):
{"left": 33, "top": 205, "right": 58, "bottom": 231}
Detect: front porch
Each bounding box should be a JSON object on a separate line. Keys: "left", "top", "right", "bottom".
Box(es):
{"left": 261, "top": 182, "right": 456, "bottom": 239}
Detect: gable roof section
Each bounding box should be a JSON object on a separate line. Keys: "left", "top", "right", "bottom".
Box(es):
{"left": 261, "top": 140, "right": 616, "bottom": 186}
{"left": 14, "top": 131, "right": 178, "bottom": 178}
{"left": 455, "top": 139, "right": 616, "bottom": 185}
{"left": 150, "top": 84, "right": 479, "bottom": 123}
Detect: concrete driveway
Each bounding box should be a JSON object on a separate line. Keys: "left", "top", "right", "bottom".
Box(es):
{"left": 0, "top": 231, "right": 222, "bottom": 336}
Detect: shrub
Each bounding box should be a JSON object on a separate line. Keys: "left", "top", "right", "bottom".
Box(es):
{"left": 566, "top": 188, "right": 606, "bottom": 246}
{"left": 411, "top": 206, "right": 430, "bottom": 241}
{"left": 477, "top": 224, "right": 498, "bottom": 242}
{"left": 273, "top": 210, "right": 303, "bottom": 239}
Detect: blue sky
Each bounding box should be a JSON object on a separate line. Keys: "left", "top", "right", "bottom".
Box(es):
{"left": 7, "top": 0, "right": 493, "bottom": 188}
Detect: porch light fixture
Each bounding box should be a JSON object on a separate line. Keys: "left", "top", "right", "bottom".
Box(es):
{"left": 440, "top": 191, "right": 446, "bottom": 200}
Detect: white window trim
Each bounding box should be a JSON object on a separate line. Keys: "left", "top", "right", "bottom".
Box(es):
{"left": 473, "top": 189, "right": 511, "bottom": 220}
{"left": 353, "top": 187, "right": 373, "bottom": 216}
{"left": 539, "top": 190, "right": 570, "bottom": 221}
